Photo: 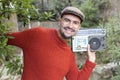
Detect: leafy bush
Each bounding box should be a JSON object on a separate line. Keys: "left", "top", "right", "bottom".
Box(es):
{"left": 104, "top": 15, "right": 120, "bottom": 63}
{"left": 110, "top": 66, "right": 120, "bottom": 80}
{"left": 0, "top": 0, "right": 15, "bottom": 64}
{"left": 39, "top": 11, "right": 56, "bottom": 21}
{"left": 0, "top": 0, "right": 36, "bottom": 79}
{"left": 14, "top": 0, "right": 39, "bottom": 25}
{"left": 0, "top": 23, "right": 13, "bottom": 63}
{"left": 95, "top": 14, "right": 120, "bottom": 64}
{"left": 79, "top": 0, "right": 106, "bottom": 28}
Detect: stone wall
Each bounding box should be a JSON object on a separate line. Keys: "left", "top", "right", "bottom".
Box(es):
{"left": 91, "top": 62, "right": 120, "bottom": 80}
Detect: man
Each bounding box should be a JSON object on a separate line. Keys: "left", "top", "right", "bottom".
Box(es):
{"left": 7, "top": 6, "right": 96, "bottom": 80}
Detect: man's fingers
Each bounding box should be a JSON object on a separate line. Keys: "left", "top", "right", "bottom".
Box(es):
{"left": 87, "top": 44, "right": 90, "bottom": 52}
{"left": 87, "top": 44, "right": 96, "bottom": 53}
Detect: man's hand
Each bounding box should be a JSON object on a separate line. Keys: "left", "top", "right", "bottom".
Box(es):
{"left": 86, "top": 44, "right": 96, "bottom": 63}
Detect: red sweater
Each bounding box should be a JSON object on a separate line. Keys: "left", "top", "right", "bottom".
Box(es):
{"left": 7, "top": 27, "right": 96, "bottom": 80}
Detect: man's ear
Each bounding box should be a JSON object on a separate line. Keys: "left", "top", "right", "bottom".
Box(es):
{"left": 78, "top": 25, "right": 81, "bottom": 30}
{"left": 58, "top": 17, "right": 62, "bottom": 24}
{"left": 58, "top": 17, "right": 62, "bottom": 27}
{"left": 58, "top": 17, "right": 62, "bottom": 21}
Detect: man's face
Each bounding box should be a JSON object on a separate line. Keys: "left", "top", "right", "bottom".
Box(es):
{"left": 59, "top": 14, "right": 81, "bottom": 39}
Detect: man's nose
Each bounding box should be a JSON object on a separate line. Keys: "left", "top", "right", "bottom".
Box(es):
{"left": 69, "top": 22, "right": 74, "bottom": 28}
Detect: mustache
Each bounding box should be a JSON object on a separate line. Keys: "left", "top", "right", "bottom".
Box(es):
{"left": 64, "top": 27, "right": 76, "bottom": 32}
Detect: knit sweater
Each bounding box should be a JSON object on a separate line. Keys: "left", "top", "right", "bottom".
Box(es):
{"left": 7, "top": 26, "right": 96, "bottom": 80}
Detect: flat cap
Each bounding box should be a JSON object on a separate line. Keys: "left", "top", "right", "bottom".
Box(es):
{"left": 61, "top": 6, "right": 85, "bottom": 23}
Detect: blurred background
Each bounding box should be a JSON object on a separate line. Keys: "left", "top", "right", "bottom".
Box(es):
{"left": 0, "top": 0, "right": 120, "bottom": 80}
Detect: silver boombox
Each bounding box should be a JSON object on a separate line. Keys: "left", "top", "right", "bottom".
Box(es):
{"left": 72, "top": 29, "right": 106, "bottom": 52}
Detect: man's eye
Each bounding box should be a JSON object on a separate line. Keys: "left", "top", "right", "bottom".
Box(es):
{"left": 64, "top": 18, "right": 70, "bottom": 22}
{"left": 73, "top": 21, "right": 80, "bottom": 25}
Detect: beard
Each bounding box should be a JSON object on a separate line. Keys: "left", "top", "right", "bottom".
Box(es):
{"left": 59, "top": 29, "right": 71, "bottom": 39}
{"left": 59, "top": 26, "right": 76, "bottom": 39}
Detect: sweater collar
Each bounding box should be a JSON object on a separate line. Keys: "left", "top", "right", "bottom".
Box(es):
{"left": 52, "top": 29, "right": 69, "bottom": 47}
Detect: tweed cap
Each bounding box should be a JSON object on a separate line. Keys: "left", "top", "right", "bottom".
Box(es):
{"left": 61, "top": 6, "right": 85, "bottom": 23}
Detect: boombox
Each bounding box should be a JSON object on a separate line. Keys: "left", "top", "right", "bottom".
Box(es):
{"left": 72, "top": 29, "right": 106, "bottom": 52}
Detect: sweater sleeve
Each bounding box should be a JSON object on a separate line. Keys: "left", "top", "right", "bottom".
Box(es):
{"left": 66, "top": 56, "right": 96, "bottom": 80}
{"left": 7, "top": 27, "right": 40, "bottom": 48}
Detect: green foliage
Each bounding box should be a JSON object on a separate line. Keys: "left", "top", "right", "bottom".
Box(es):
{"left": 95, "top": 0, "right": 110, "bottom": 11}
{"left": 13, "top": 0, "right": 39, "bottom": 25}
{"left": 0, "top": 23, "right": 13, "bottom": 62}
{"left": 110, "top": 66, "right": 120, "bottom": 80}
{"left": 110, "top": 76, "right": 120, "bottom": 80}
{"left": 53, "top": 0, "right": 108, "bottom": 28}
{"left": 39, "top": 11, "right": 55, "bottom": 21}
{"left": 53, "top": 0, "right": 72, "bottom": 20}
{"left": 0, "top": 0, "right": 15, "bottom": 64}
{"left": 79, "top": 0, "right": 103, "bottom": 28}
{"left": 0, "top": 0, "right": 15, "bottom": 19}
{"left": 54, "top": 0, "right": 70, "bottom": 12}
{"left": 96, "top": 15, "right": 120, "bottom": 64}
{"left": 14, "top": 0, "right": 55, "bottom": 23}
{"left": 0, "top": 0, "right": 39, "bottom": 24}
{"left": 0, "top": 0, "right": 36, "bottom": 78}
{"left": 0, "top": 0, "right": 119, "bottom": 79}
{"left": 0, "top": 0, "right": 55, "bottom": 78}
{"left": 104, "top": 15, "right": 120, "bottom": 63}
{"left": 0, "top": 17, "right": 17, "bottom": 79}
{"left": 5, "top": 56, "right": 23, "bottom": 75}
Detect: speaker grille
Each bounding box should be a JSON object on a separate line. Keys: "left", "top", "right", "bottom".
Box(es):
{"left": 89, "top": 37, "right": 101, "bottom": 50}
